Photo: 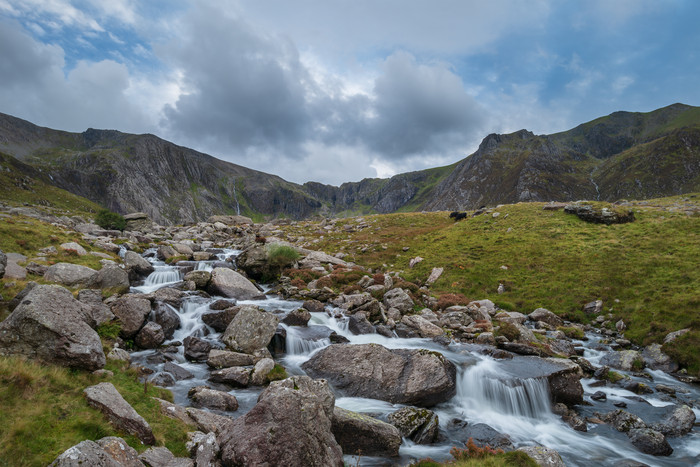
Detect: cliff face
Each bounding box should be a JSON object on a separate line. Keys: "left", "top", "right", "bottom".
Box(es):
{"left": 0, "top": 103, "right": 698, "bottom": 224}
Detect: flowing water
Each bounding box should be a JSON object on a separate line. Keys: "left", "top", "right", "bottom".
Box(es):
{"left": 128, "top": 250, "right": 700, "bottom": 466}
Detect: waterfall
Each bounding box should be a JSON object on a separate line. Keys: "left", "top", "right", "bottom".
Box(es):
{"left": 284, "top": 325, "right": 331, "bottom": 355}
{"left": 143, "top": 266, "right": 181, "bottom": 286}
{"left": 590, "top": 168, "right": 601, "bottom": 200}
{"left": 232, "top": 178, "right": 241, "bottom": 216}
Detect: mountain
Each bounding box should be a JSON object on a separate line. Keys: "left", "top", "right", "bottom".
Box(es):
{"left": 0, "top": 103, "right": 698, "bottom": 224}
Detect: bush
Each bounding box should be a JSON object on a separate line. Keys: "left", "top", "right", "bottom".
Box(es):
{"left": 267, "top": 244, "right": 300, "bottom": 267}
{"left": 451, "top": 438, "right": 504, "bottom": 460}
{"left": 94, "top": 209, "right": 126, "bottom": 231}
{"left": 436, "top": 293, "right": 471, "bottom": 310}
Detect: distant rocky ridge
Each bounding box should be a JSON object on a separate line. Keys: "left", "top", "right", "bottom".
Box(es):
{"left": 0, "top": 103, "right": 699, "bottom": 224}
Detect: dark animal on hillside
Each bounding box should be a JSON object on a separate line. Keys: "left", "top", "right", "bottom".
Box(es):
{"left": 449, "top": 211, "right": 467, "bottom": 221}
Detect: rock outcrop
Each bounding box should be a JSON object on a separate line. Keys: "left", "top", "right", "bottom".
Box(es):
{"left": 207, "top": 267, "right": 265, "bottom": 300}
{"left": 221, "top": 305, "right": 279, "bottom": 354}
{"left": 331, "top": 406, "right": 402, "bottom": 456}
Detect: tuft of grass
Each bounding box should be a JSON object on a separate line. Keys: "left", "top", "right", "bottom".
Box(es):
{"left": 266, "top": 244, "right": 301, "bottom": 267}
{"left": 266, "top": 364, "right": 289, "bottom": 383}
{"left": 96, "top": 321, "right": 122, "bottom": 341}
{"left": 557, "top": 326, "right": 585, "bottom": 340}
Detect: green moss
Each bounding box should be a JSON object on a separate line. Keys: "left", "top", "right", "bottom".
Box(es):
{"left": 557, "top": 326, "right": 585, "bottom": 340}
{"left": 266, "top": 364, "right": 288, "bottom": 383}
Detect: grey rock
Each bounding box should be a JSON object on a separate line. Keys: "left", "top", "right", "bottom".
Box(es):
{"left": 456, "top": 422, "right": 514, "bottom": 451}
{"left": 189, "top": 386, "right": 239, "bottom": 411}
{"left": 600, "top": 350, "right": 644, "bottom": 372}
{"left": 302, "top": 343, "right": 456, "bottom": 407}
{"left": 201, "top": 307, "right": 238, "bottom": 332}
{"left": 49, "top": 440, "right": 121, "bottom": 467}
{"left": 0, "top": 285, "right": 105, "bottom": 370}
{"left": 219, "top": 376, "right": 343, "bottom": 467}
{"left": 207, "top": 267, "right": 265, "bottom": 300}
{"left": 183, "top": 270, "right": 211, "bottom": 289}
{"left": 494, "top": 311, "right": 528, "bottom": 325}
{"left": 528, "top": 308, "right": 563, "bottom": 327}
{"left": 206, "top": 349, "right": 254, "bottom": 368}
{"left": 186, "top": 431, "right": 219, "bottom": 467}
{"left": 383, "top": 288, "right": 414, "bottom": 314}
{"left": 663, "top": 328, "right": 690, "bottom": 344}
{"left": 135, "top": 322, "right": 165, "bottom": 349}
{"left": 641, "top": 343, "right": 679, "bottom": 373}
{"left": 302, "top": 299, "right": 325, "bottom": 313}
{"left": 110, "top": 295, "right": 151, "bottom": 338}
{"left": 583, "top": 299, "right": 603, "bottom": 314}
{"left": 281, "top": 308, "right": 311, "bottom": 326}
{"left": 60, "top": 242, "right": 88, "bottom": 256}
{"left": 138, "top": 447, "right": 193, "bottom": 467}
{"left": 156, "top": 245, "right": 177, "bottom": 261}
{"left": 387, "top": 407, "right": 439, "bottom": 444}
{"left": 209, "top": 299, "right": 237, "bottom": 310}
{"left": 78, "top": 289, "right": 115, "bottom": 327}
{"left": 601, "top": 409, "right": 647, "bottom": 432}
{"left": 183, "top": 336, "right": 212, "bottom": 362}
{"left": 96, "top": 263, "right": 129, "bottom": 293}
{"left": 401, "top": 314, "right": 444, "bottom": 338}
{"left": 564, "top": 204, "right": 634, "bottom": 225}
{"left": 44, "top": 262, "right": 98, "bottom": 287}
{"left": 250, "top": 357, "right": 275, "bottom": 385}
{"left": 516, "top": 446, "right": 566, "bottom": 466}
{"left": 96, "top": 436, "right": 142, "bottom": 467}
{"left": 25, "top": 261, "right": 48, "bottom": 276}
{"left": 221, "top": 305, "right": 279, "bottom": 354}
{"left": 107, "top": 346, "right": 131, "bottom": 363}
{"left": 332, "top": 406, "right": 402, "bottom": 456}
{"left": 0, "top": 248, "right": 6, "bottom": 278}
{"left": 348, "top": 314, "right": 375, "bottom": 335}
{"left": 152, "top": 303, "right": 180, "bottom": 339}
{"left": 163, "top": 361, "right": 194, "bottom": 381}
{"left": 124, "top": 251, "right": 154, "bottom": 279}
{"left": 652, "top": 405, "right": 696, "bottom": 437}
{"left": 209, "top": 366, "right": 251, "bottom": 387}
{"left": 84, "top": 382, "right": 155, "bottom": 445}
{"left": 627, "top": 428, "right": 673, "bottom": 456}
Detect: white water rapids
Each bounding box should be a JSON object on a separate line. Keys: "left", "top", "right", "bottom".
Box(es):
{"left": 127, "top": 250, "right": 700, "bottom": 466}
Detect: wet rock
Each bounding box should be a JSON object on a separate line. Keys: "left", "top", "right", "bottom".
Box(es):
{"left": 601, "top": 409, "right": 647, "bottom": 432}
{"left": 183, "top": 270, "right": 211, "bottom": 289}
{"left": 516, "top": 445, "right": 566, "bottom": 466}
{"left": 209, "top": 299, "right": 237, "bottom": 310}
{"left": 135, "top": 322, "right": 165, "bottom": 349}
{"left": 163, "top": 361, "right": 193, "bottom": 381}
{"left": 394, "top": 323, "right": 420, "bottom": 338}
{"left": 206, "top": 349, "right": 254, "bottom": 368}
{"left": 110, "top": 295, "right": 151, "bottom": 339}
{"left": 201, "top": 307, "right": 238, "bottom": 332}
{"left": 591, "top": 391, "right": 607, "bottom": 401}
{"left": 209, "top": 366, "right": 251, "bottom": 387}
{"left": 459, "top": 423, "right": 514, "bottom": 451}
{"left": 627, "top": 428, "right": 672, "bottom": 456}
{"left": 84, "top": 382, "right": 155, "bottom": 445}
{"left": 387, "top": 407, "right": 439, "bottom": 444}
{"left": 401, "top": 314, "right": 444, "bottom": 338}
{"left": 44, "top": 262, "right": 99, "bottom": 288}
{"left": 49, "top": 440, "right": 121, "bottom": 467}
{"left": 95, "top": 436, "right": 142, "bottom": 467}
{"left": 156, "top": 245, "right": 177, "bottom": 261}
{"left": 0, "top": 285, "right": 105, "bottom": 370}
{"left": 302, "top": 299, "right": 325, "bottom": 313}
{"left": 600, "top": 350, "right": 644, "bottom": 372}
{"left": 383, "top": 288, "right": 414, "bottom": 314}
{"left": 348, "top": 314, "right": 375, "bottom": 335}
{"left": 189, "top": 386, "right": 239, "bottom": 411}
{"left": 332, "top": 406, "right": 402, "bottom": 456}
{"left": 138, "top": 446, "right": 193, "bottom": 467}
{"left": 152, "top": 303, "right": 180, "bottom": 339}
{"left": 302, "top": 343, "right": 457, "bottom": 407}
{"left": 208, "top": 267, "right": 265, "bottom": 300}
{"left": 219, "top": 376, "right": 343, "bottom": 467}
{"left": 652, "top": 405, "right": 695, "bottom": 437}
{"left": 183, "top": 336, "right": 212, "bottom": 362}
{"left": 150, "top": 372, "right": 176, "bottom": 387}
{"left": 221, "top": 305, "right": 279, "bottom": 354}
{"left": 124, "top": 251, "right": 155, "bottom": 279}
{"left": 528, "top": 308, "right": 563, "bottom": 327}
{"left": 641, "top": 343, "right": 679, "bottom": 373}
{"left": 251, "top": 358, "right": 275, "bottom": 386}
{"left": 281, "top": 308, "right": 311, "bottom": 326}
{"left": 186, "top": 431, "right": 219, "bottom": 467}
{"left": 151, "top": 287, "right": 185, "bottom": 308}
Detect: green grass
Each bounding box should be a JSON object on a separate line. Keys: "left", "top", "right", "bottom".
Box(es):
{"left": 280, "top": 196, "right": 700, "bottom": 373}
{"left": 0, "top": 356, "right": 190, "bottom": 467}
{"left": 411, "top": 451, "right": 537, "bottom": 467}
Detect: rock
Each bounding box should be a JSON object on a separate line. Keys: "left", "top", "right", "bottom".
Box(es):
{"left": 627, "top": 428, "right": 673, "bottom": 456}
{"left": 25, "top": 261, "right": 48, "bottom": 276}
{"left": 208, "top": 267, "right": 265, "bottom": 300}
{"left": 209, "top": 366, "right": 251, "bottom": 387}
{"left": 641, "top": 343, "right": 679, "bottom": 373}
{"left": 564, "top": 204, "right": 635, "bottom": 225}
{"left": 172, "top": 243, "right": 194, "bottom": 257}
{"left": 150, "top": 372, "right": 176, "bottom": 387}
{"left": 302, "top": 299, "right": 325, "bottom": 313}
{"left": 583, "top": 299, "right": 603, "bottom": 315}
{"left": 616, "top": 319, "right": 627, "bottom": 332}
{"left": 383, "top": 288, "right": 414, "bottom": 314}
{"left": 663, "top": 328, "right": 690, "bottom": 344}
{"left": 387, "top": 407, "right": 439, "bottom": 444}
{"left": 60, "top": 242, "right": 88, "bottom": 256}
{"left": 156, "top": 245, "right": 177, "bottom": 261}
{"left": 409, "top": 256, "right": 423, "bottom": 268}
{"left": 591, "top": 391, "right": 607, "bottom": 401}
{"left": 456, "top": 422, "right": 513, "bottom": 451}
{"left": 192, "top": 251, "right": 212, "bottom": 261}
{"left": 186, "top": 432, "right": 219, "bottom": 467}
{"left": 124, "top": 251, "right": 154, "bottom": 279}
{"left": 401, "top": 315, "right": 444, "bottom": 338}
{"left": 219, "top": 375, "right": 343, "bottom": 467}
{"left": 152, "top": 303, "right": 180, "bottom": 339}
{"left": 96, "top": 436, "right": 142, "bottom": 467}
{"left": 235, "top": 243, "right": 273, "bottom": 281}
{"left": 207, "top": 214, "right": 253, "bottom": 225}
{"left": 96, "top": 263, "right": 129, "bottom": 292}
{"left": 124, "top": 212, "right": 152, "bottom": 231}
{"left": 528, "top": 308, "right": 563, "bottom": 327}
{"left": 3, "top": 252, "right": 27, "bottom": 279}
{"left": 251, "top": 357, "right": 275, "bottom": 385}
{"left": 494, "top": 311, "right": 528, "bottom": 325}
{"left": 600, "top": 350, "right": 644, "bottom": 372}
{"left": 138, "top": 447, "right": 193, "bottom": 467}
{"left": 652, "top": 405, "right": 695, "bottom": 437}
{"left": 110, "top": 295, "right": 151, "bottom": 338}
{"left": 516, "top": 446, "right": 566, "bottom": 467}
{"left": 84, "top": 382, "right": 155, "bottom": 445}
{"left": 44, "top": 262, "right": 99, "bottom": 288}
{"left": 601, "top": 409, "right": 647, "bottom": 432}
{"left": 107, "top": 346, "right": 131, "bottom": 363}
{"left": 78, "top": 289, "right": 115, "bottom": 327}
{"left": 189, "top": 386, "right": 239, "bottom": 411}
{"left": 0, "top": 285, "right": 105, "bottom": 370}
{"left": 183, "top": 270, "right": 211, "bottom": 289}
{"left": 152, "top": 287, "right": 186, "bottom": 308}
{"left": 206, "top": 349, "right": 254, "bottom": 368}
{"left": 209, "top": 299, "right": 237, "bottom": 310}
{"left": 348, "top": 314, "right": 375, "bottom": 335}
{"left": 163, "top": 361, "right": 194, "bottom": 381}
{"left": 155, "top": 398, "right": 235, "bottom": 435}
{"left": 183, "top": 336, "right": 212, "bottom": 362}
{"left": 201, "top": 307, "right": 238, "bottom": 332}
{"left": 221, "top": 305, "right": 279, "bottom": 354}
{"left": 49, "top": 440, "right": 121, "bottom": 466}
{"left": 0, "top": 248, "right": 6, "bottom": 279}
{"left": 302, "top": 343, "right": 456, "bottom": 407}
{"left": 281, "top": 308, "right": 311, "bottom": 326}
{"left": 134, "top": 322, "right": 165, "bottom": 349}
{"left": 425, "top": 267, "right": 443, "bottom": 286}
{"left": 332, "top": 406, "right": 402, "bottom": 456}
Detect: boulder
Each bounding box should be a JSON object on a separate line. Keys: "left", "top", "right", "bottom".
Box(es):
{"left": 601, "top": 409, "right": 647, "bottom": 432}
{"left": 348, "top": 314, "right": 375, "bottom": 335}
{"left": 221, "top": 305, "right": 279, "bottom": 354}
{"left": 209, "top": 366, "right": 251, "bottom": 387}
{"left": 516, "top": 446, "right": 566, "bottom": 467}
{"left": 163, "top": 362, "right": 194, "bottom": 381}
{"left": 0, "top": 285, "right": 105, "bottom": 370}
{"left": 281, "top": 308, "right": 311, "bottom": 326}
{"left": 302, "top": 299, "right": 325, "bottom": 313}
{"left": 189, "top": 386, "right": 239, "bottom": 411}
{"left": 44, "top": 262, "right": 98, "bottom": 288}
{"left": 235, "top": 244, "right": 272, "bottom": 281}
{"left": 250, "top": 358, "right": 275, "bottom": 385}
{"left": 49, "top": 440, "right": 121, "bottom": 467}
{"left": 387, "top": 407, "right": 439, "bottom": 444}
{"left": 84, "top": 382, "right": 155, "bottom": 445}
{"left": 96, "top": 436, "right": 142, "bottom": 467}
{"left": 663, "top": 328, "right": 690, "bottom": 344}
{"left": 641, "top": 344, "right": 679, "bottom": 373}
{"left": 528, "top": 308, "right": 564, "bottom": 327}
{"left": 3, "top": 252, "right": 27, "bottom": 279}
{"left": 627, "top": 428, "right": 673, "bottom": 456}
{"left": 138, "top": 447, "right": 193, "bottom": 467}
{"left": 401, "top": 315, "right": 444, "bottom": 338}
{"left": 332, "top": 406, "right": 402, "bottom": 456}
{"left": 206, "top": 349, "right": 254, "bottom": 368}
{"left": 110, "top": 295, "right": 152, "bottom": 339}
{"left": 107, "top": 346, "right": 131, "bottom": 363}
{"left": 219, "top": 376, "right": 343, "bottom": 467}
{"left": 96, "top": 263, "right": 130, "bottom": 293}
{"left": 0, "top": 248, "right": 6, "bottom": 279}
{"left": 494, "top": 311, "right": 528, "bottom": 325}
{"left": 383, "top": 288, "right": 414, "bottom": 314}
{"left": 202, "top": 307, "right": 238, "bottom": 332}
{"left": 652, "top": 405, "right": 695, "bottom": 437}
{"left": 183, "top": 270, "right": 211, "bottom": 289}
{"left": 124, "top": 251, "right": 154, "bottom": 279}
{"left": 156, "top": 245, "right": 177, "bottom": 261}
{"left": 302, "top": 343, "right": 457, "bottom": 407}
{"left": 152, "top": 303, "right": 180, "bottom": 339}
{"left": 60, "top": 242, "right": 88, "bottom": 256}
{"left": 600, "top": 350, "right": 644, "bottom": 372}
{"left": 135, "top": 322, "right": 165, "bottom": 349}
{"left": 183, "top": 336, "right": 212, "bottom": 362}
{"left": 454, "top": 422, "right": 514, "bottom": 451}
{"left": 124, "top": 212, "right": 152, "bottom": 231}
{"left": 208, "top": 267, "right": 265, "bottom": 300}
{"left": 425, "top": 267, "right": 443, "bottom": 286}
{"left": 186, "top": 432, "right": 219, "bottom": 467}
{"left": 78, "top": 289, "right": 115, "bottom": 327}
{"left": 564, "top": 204, "right": 635, "bottom": 225}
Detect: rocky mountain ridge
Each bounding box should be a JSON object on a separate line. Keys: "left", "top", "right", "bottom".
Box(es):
{"left": 0, "top": 103, "right": 698, "bottom": 224}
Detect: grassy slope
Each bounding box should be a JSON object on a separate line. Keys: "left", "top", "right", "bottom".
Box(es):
{"left": 283, "top": 195, "right": 700, "bottom": 373}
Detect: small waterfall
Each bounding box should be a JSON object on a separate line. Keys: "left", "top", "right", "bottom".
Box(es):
{"left": 118, "top": 245, "right": 127, "bottom": 258}
{"left": 284, "top": 325, "right": 331, "bottom": 355}
{"left": 143, "top": 266, "right": 182, "bottom": 286}
{"left": 232, "top": 178, "right": 241, "bottom": 216}
{"left": 171, "top": 301, "right": 212, "bottom": 342}
{"left": 196, "top": 261, "right": 214, "bottom": 272}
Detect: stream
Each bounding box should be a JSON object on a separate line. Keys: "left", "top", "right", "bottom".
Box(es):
{"left": 128, "top": 249, "right": 700, "bottom": 466}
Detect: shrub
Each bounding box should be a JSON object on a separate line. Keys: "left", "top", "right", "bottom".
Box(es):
{"left": 267, "top": 244, "right": 300, "bottom": 268}
{"left": 343, "top": 284, "right": 363, "bottom": 295}
{"left": 450, "top": 438, "right": 504, "bottom": 460}
{"left": 290, "top": 278, "right": 307, "bottom": 289}
{"left": 372, "top": 273, "right": 385, "bottom": 285}
{"left": 94, "top": 209, "right": 126, "bottom": 231}
{"left": 436, "top": 293, "right": 471, "bottom": 310}
{"left": 495, "top": 322, "right": 521, "bottom": 341}
{"left": 284, "top": 268, "right": 324, "bottom": 283}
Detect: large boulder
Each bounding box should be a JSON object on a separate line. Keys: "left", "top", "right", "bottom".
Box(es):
{"left": 221, "top": 305, "right": 279, "bottom": 354}
{"left": 44, "top": 262, "right": 99, "bottom": 288}
{"left": 491, "top": 357, "right": 583, "bottom": 406}
{"left": 600, "top": 350, "right": 644, "bottom": 372}
{"left": 49, "top": 440, "right": 121, "bottom": 467}
{"left": 401, "top": 315, "right": 444, "bottom": 338}
{"left": 135, "top": 322, "right": 165, "bottom": 349}
{"left": 627, "top": 428, "right": 673, "bottom": 456}
{"left": 96, "top": 263, "right": 130, "bottom": 293}
{"left": 84, "top": 382, "right": 155, "bottom": 445}
{"left": 516, "top": 446, "right": 566, "bottom": 467}
{"left": 528, "top": 308, "right": 564, "bottom": 327}
{"left": 207, "top": 267, "right": 265, "bottom": 300}
{"left": 641, "top": 344, "right": 679, "bottom": 373}
{"left": 331, "top": 406, "right": 402, "bottom": 456}
{"left": 0, "top": 285, "right": 105, "bottom": 370}
{"left": 219, "top": 376, "right": 343, "bottom": 467}
{"left": 564, "top": 204, "right": 635, "bottom": 225}
{"left": 189, "top": 386, "right": 239, "bottom": 411}
{"left": 652, "top": 405, "right": 696, "bottom": 437}
{"left": 110, "top": 295, "right": 151, "bottom": 339}
{"left": 387, "top": 407, "right": 440, "bottom": 444}
{"left": 235, "top": 244, "right": 272, "bottom": 281}
{"left": 302, "top": 343, "right": 457, "bottom": 407}
{"left": 123, "top": 251, "right": 154, "bottom": 279}
{"left": 152, "top": 303, "right": 180, "bottom": 339}
{"left": 78, "top": 289, "right": 115, "bottom": 327}
{"left": 383, "top": 288, "right": 414, "bottom": 314}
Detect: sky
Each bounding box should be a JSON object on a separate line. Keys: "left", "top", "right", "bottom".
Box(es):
{"left": 1, "top": 1, "right": 699, "bottom": 186}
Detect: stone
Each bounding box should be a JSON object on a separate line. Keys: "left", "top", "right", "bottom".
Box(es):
{"left": 107, "top": 346, "right": 130, "bottom": 363}
{"left": 124, "top": 212, "right": 151, "bottom": 232}
{"left": 251, "top": 357, "right": 275, "bottom": 385}
{"left": 455, "top": 422, "right": 513, "bottom": 451}
{"left": 600, "top": 350, "right": 644, "bottom": 372}
{"left": 663, "top": 328, "right": 690, "bottom": 344}
{"left": 152, "top": 303, "right": 180, "bottom": 339}
{"left": 78, "top": 289, "right": 115, "bottom": 327}
{"left": 601, "top": 409, "right": 647, "bottom": 432}
{"left": 49, "top": 440, "right": 121, "bottom": 467}
{"left": 124, "top": 251, "right": 154, "bottom": 279}
{"left": 0, "top": 248, "right": 7, "bottom": 279}
{"left": 209, "top": 299, "right": 237, "bottom": 310}
{"left": 96, "top": 437, "right": 142, "bottom": 467}
{"left": 302, "top": 299, "right": 325, "bottom": 313}
{"left": 110, "top": 295, "right": 151, "bottom": 339}
{"left": 627, "top": 428, "right": 673, "bottom": 456}
{"left": 332, "top": 406, "right": 402, "bottom": 456}
{"left": 348, "top": 314, "right": 375, "bottom": 335}
{"left": 528, "top": 308, "right": 563, "bottom": 327}
{"left": 186, "top": 432, "right": 219, "bottom": 467}
{"left": 201, "top": 307, "right": 238, "bottom": 332}
{"left": 641, "top": 343, "right": 679, "bottom": 373}
{"left": 583, "top": 299, "right": 603, "bottom": 315}
{"left": 60, "top": 242, "right": 88, "bottom": 256}
{"left": 209, "top": 366, "right": 251, "bottom": 387}
{"left": 172, "top": 243, "right": 194, "bottom": 257}
{"left": 281, "top": 308, "right": 311, "bottom": 326}
{"left": 409, "top": 256, "right": 423, "bottom": 268}
{"left": 591, "top": 391, "right": 607, "bottom": 401}
{"left": 208, "top": 267, "right": 265, "bottom": 300}
{"left": 135, "top": 322, "right": 165, "bottom": 349}
{"left": 156, "top": 245, "right": 177, "bottom": 261}
{"left": 383, "top": 288, "right": 414, "bottom": 314}
{"left": 183, "top": 270, "right": 211, "bottom": 289}
{"left": 44, "top": 262, "right": 98, "bottom": 288}
{"left": 219, "top": 376, "right": 343, "bottom": 467}
{"left": 221, "top": 305, "right": 279, "bottom": 354}
{"left": 494, "top": 311, "right": 528, "bottom": 325}
{"left": 302, "top": 343, "right": 456, "bottom": 407}
{"left": 652, "top": 405, "right": 695, "bottom": 437}
{"left": 564, "top": 204, "right": 635, "bottom": 225}
{"left": 183, "top": 336, "right": 212, "bottom": 362}
{"left": 163, "top": 361, "right": 194, "bottom": 381}
{"left": 516, "top": 446, "right": 566, "bottom": 467}
{"left": 206, "top": 349, "right": 254, "bottom": 368}
{"left": 96, "top": 263, "right": 130, "bottom": 293}
{"left": 387, "top": 407, "right": 439, "bottom": 444}
{"left": 207, "top": 214, "right": 253, "bottom": 225}
{"left": 401, "top": 314, "right": 444, "bottom": 338}
{"left": 25, "top": 261, "right": 48, "bottom": 276}
{"left": 138, "top": 447, "right": 193, "bottom": 467}
{"left": 84, "top": 382, "right": 155, "bottom": 445}
{"left": 425, "top": 267, "right": 443, "bottom": 286}
{"left": 0, "top": 285, "right": 105, "bottom": 370}
{"left": 189, "top": 386, "right": 239, "bottom": 411}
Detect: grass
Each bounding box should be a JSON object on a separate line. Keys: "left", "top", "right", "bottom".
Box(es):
{"left": 0, "top": 356, "right": 190, "bottom": 467}
{"left": 279, "top": 195, "right": 700, "bottom": 373}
